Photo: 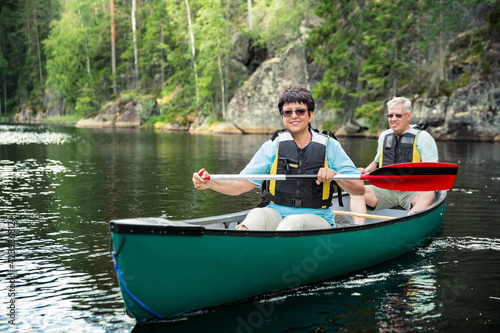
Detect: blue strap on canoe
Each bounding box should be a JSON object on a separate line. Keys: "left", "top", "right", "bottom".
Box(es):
{"left": 111, "top": 244, "right": 164, "bottom": 319}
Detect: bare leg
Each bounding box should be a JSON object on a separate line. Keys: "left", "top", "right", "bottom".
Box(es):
{"left": 409, "top": 191, "right": 435, "bottom": 214}
{"left": 364, "top": 186, "right": 378, "bottom": 210}
{"left": 349, "top": 194, "right": 367, "bottom": 225}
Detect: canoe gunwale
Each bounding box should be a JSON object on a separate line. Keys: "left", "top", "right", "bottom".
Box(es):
{"left": 109, "top": 191, "right": 447, "bottom": 237}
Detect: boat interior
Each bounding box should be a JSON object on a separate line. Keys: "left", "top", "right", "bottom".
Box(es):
{"left": 110, "top": 191, "right": 447, "bottom": 232}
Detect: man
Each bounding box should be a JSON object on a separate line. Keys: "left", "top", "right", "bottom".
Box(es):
{"left": 192, "top": 86, "right": 365, "bottom": 230}
{"left": 356, "top": 97, "right": 438, "bottom": 221}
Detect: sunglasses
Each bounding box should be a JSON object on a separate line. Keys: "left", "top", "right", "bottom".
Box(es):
{"left": 281, "top": 108, "right": 307, "bottom": 117}
{"left": 387, "top": 113, "right": 408, "bottom": 119}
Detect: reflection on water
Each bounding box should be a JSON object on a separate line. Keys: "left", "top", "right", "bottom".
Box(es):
{"left": 1, "top": 124, "right": 499, "bottom": 332}
{"left": 0, "top": 125, "right": 76, "bottom": 145}
{"left": 0, "top": 156, "right": 135, "bottom": 332}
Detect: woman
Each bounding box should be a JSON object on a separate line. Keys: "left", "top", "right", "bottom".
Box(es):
{"left": 193, "top": 86, "right": 365, "bottom": 230}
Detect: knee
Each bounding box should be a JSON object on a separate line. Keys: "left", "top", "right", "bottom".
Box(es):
{"left": 240, "top": 207, "right": 281, "bottom": 230}
{"left": 239, "top": 208, "right": 266, "bottom": 230}
{"left": 276, "top": 215, "right": 304, "bottom": 230}
{"left": 364, "top": 186, "right": 378, "bottom": 208}
{"left": 417, "top": 191, "right": 435, "bottom": 203}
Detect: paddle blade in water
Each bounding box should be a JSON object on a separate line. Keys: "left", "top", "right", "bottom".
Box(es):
{"left": 362, "top": 162, "right": 458, "bottom": 191}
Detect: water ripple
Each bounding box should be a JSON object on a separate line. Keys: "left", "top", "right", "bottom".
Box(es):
{"left": 0, "top": 125, "right": 77, "bottom": 145}
{"left": 0, "top": 131, "right": 75, "bottom": 145}
{"left": 418, "top": 236, "right": 500, "bottom": 254}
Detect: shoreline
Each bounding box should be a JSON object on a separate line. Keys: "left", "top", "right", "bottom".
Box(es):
{"left": 3, "top": 119, "right": 499, "bottom": 143}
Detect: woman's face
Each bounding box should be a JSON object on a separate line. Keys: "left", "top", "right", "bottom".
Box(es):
{"left": 281, "top": 102, "right": 312, "bottom": 136}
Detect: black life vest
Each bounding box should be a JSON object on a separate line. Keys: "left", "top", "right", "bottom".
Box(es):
{"left": 379, "top": 126, "right": 424, "bottom": 168}
{"left": 259, "top": 129, "right": 342, "bottom": 208}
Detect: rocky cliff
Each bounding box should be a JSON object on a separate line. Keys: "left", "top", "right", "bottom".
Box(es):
{"left": 194, "top": 36, "right": 500, "bottom": 142}
{"left": 75, "top": 100, "right": 143, "bottom": 128}
{"left": 200, "top": 40, "right": 328, "bottom": 135}
{"left": 10, "top": 26, "right": 500, "bottom": 142}
{"left": 411, "top": 72, "right": 500, "bottom": 142}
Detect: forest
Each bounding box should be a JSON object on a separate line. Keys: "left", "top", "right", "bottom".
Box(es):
{"left": 0, "top": 0, "right": 499, "bottom": 129}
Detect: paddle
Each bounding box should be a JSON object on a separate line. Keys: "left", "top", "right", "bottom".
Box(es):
{"left": 201, "top": 162, "right": 458, "bottom": 191}
{"left": 332, "top": 211, "right": 394, "bottom": 221}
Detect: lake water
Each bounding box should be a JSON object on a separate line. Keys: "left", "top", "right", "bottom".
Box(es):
{"left": 0, "top": 124, "right": 499, "bottom": 332}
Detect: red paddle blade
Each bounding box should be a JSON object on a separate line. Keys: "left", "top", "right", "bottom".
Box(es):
{"left": 362, "top": 162, "right": 458, "bottom": 191}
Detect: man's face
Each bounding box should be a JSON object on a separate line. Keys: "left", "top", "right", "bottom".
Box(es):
{"left": 387, "top": 103, "right": 411, "bottom": 136}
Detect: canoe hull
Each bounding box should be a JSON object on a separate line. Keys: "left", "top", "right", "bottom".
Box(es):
{"left": 110, "top": 192, "right": 446, "bottom": 321}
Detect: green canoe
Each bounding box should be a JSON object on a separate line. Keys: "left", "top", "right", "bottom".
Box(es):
{"left": 109, "top": 191, "right": 447, "bottom": 321}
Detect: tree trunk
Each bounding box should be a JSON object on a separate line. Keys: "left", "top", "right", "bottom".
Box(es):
{"left": 160, "top": 25, "right": 165, "bottom": 86}
{"left": 77, "top": 8, "right": 92, "bottom": 79}
{"left": 392, "top": 21, "right": 398, "bottom": 97}
{"left": 185, "top": 0, "right": 199, "bottom": 107}
{"left": 354, "top": 62, "right": 364, "bottom": 123}
{"left": 247, "top": 0, "right": 252, "bottom": 31}
{"left": 436, "top": 0, "right": 444, "bottom": 95}
{"left": 301, "top": 0, "right": 310, "bottom": 90}
{"left": 418, "top": 0, "right": 423, "bottom": 84}
{"left": 110, "top": 0, "right": 117, "bottom": 94}
{"left": 138, "top": 0, "right": 142, "bottom": 34}
{"left": 132, "top": 0, "right": 139, "bottom": 86}
{"left": 224, "top": 0, "right": 229, "bottom": 111}
{"left": 216, "top": 31, "right": 225, "bottom": 119}
{"left": 33, "top": 8, "right": 43, "bottom": 85}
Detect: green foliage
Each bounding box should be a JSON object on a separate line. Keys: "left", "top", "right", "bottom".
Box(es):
{"left": 195, "top": 0, "right": 232, "bottom": 117}
{"left": 253, "top": 0, "right": 313, "bottom": 53}
{"left": 309, "top": 0, "right": 497, "bottom": 132}
{"left": 44, "top": 114, "right": 81, "bottom": 124}
{"left": 321, "top": 119, "right": 338, "bottom": 132}
{"left": 355, "top": 101, "right": 384, "bottom": 131}
{"left": 1, "top": 0, "right": 498, "bottom": 128}
{"left": 439, "top": 72, "right": 472, "bottom": 96}
{"left": 44, "top": 9, "right": 84, "bottom": 104}
{"left": 141, "top": 99, "right": 156, "bottom": 117}
{"left": 143, "top": 114, "right": 168, "bottom": 127}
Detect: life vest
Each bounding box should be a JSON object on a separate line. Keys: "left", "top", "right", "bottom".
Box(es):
{"left": 378, "top": 126, "right": 423, "bottom": 167}
{"left": 260, "top": 129, "right": 338, "bottom": 208}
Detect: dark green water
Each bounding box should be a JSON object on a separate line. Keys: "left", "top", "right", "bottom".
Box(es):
{"left": 0, "top": 124, "right": 499, "bottom": 332}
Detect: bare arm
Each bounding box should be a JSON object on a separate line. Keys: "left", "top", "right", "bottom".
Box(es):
{"left": 317, "top": 167, "right": 366, "bottom": 224}
{"left": 358, "top": 161, "right": 378, "bottom": 174}
{"left": 316, "top": 167, "right": 365, "bottom": 196}
{"left": 192, "top": 169, "right": 256, "bottom": 195}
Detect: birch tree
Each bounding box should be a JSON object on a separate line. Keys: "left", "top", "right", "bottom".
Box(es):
{"left": 132, "top": 0, "right": 139, "bottom": 86}
{"left": 247, "top": 0, "right": 252, "bottom": 31}
{"left": 110, "top": 0, "right": 117, "bottom": 94}
{"left": 196, "top": 0, "right": 232, "bottom": 119}
{"left": 33, "top": 7, "right": 44, "bottom": 85}
{"left": 185, "top": 0, "right": 199, "bottom": 107}
{"left": 76, "top": 5, "right": 92, "bottom": 79}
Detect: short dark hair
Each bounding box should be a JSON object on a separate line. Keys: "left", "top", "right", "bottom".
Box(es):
{"left": 278, "top": 86, "right": 315, "bottom": 113}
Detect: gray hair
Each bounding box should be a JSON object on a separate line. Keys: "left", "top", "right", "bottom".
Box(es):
{"left": 387, "top": 97, "right": 412, "bottom": 113}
